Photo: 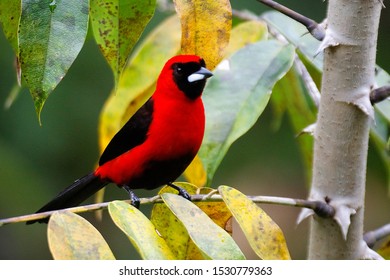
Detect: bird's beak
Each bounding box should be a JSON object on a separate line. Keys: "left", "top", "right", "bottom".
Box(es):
{"left": 187, "top": 67, "right": 213, "bottom": 83}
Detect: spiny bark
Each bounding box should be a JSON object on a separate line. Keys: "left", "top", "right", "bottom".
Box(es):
{"left": 307, "top": 0, "right": 383, "bottom": 259}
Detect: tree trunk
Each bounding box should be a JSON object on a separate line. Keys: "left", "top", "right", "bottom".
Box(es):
{"left": 307, "top": 0, "right": 383, "bottom": 259}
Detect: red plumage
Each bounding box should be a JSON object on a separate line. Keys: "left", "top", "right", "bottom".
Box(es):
{"left": 28, "top": 55, "right": 212, "bottom": 224}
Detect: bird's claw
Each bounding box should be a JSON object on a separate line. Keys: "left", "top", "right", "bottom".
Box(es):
{"left": 168, "top": 183, "right": 191, "bottom": 201}
{"left": 123, "top": 185, "right": 141, "bottom": 208}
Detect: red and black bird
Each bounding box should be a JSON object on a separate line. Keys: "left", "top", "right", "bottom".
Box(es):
{"left": 29, "top": 55, "right": 212, "bottom": 224}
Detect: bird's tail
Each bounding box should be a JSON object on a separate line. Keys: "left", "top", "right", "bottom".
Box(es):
{"left": 27, "top": 172, "right": 107, "bottom": 224}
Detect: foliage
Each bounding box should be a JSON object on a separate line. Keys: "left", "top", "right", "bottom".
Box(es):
{"left": 48, "top": 183, "right": 288, "bottom": 260}
{"left": 0, "top": 0, "right": 389, "bottom": 259}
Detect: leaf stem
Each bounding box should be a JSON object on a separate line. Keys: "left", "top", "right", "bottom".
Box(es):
{"left": 232, "top": 9, "right": 260, "bottom": 21}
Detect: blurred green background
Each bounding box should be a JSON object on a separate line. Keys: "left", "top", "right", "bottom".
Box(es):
{"left": 1, "top": 1, "right": 389, "bottom": 259}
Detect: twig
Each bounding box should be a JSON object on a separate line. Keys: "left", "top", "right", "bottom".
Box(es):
{"left": 293, "top": 54, "right": 321, "bottom": 107}
{"left": 232, "top": 9, "right": 260, "bottom": 21}
{"left": 0, "top": 193, "right": 334, "bottom": 226}
{"left": 364, "top": 223, "right": 390, "bottom": 248}
{"left": 256, "top": 0, "right": 325, "bottom": 41}
{"left": 370, "top": 85, "right": 390, "bottom": 104}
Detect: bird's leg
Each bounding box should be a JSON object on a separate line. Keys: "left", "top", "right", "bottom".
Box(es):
{"left": 123, "top": 185, "right": 141, "bottom": 208}
{"left": 167, "top": 182, "right": 191, "bottom": 201}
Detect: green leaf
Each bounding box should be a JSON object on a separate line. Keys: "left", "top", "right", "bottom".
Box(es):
{"left": 108, "top": 200, "right": 175, "bottom": 260}
{"left": 370, "top": 112, "right": 390, "bottom": 193}
{"left": 161, "top": 193, "right": 245, "bottom": 260}
{"left": 19, "top": 0, "right": 89, "bottom": 121}
{"left": 0, "top": 0, "right": 22, "bottom": 96}
{"left": 199, "top": 40, "right": 295, "bottom": 185}
{"left": 90, "top": 0, "right": 156, "bottom": 87}
{"left": 151, "top": 183, "right": 232, "bottom": 259}
{"left": 0, "top": 0, "right": 21, "bottom": 52}
{"left": 271, "top": 68, "right": 317, "bottom": 185}
{"left": 48, "top": 211, "right": 115, "bottom": 260}
{"left": 219, "top": 185, "right": 291, "bottom": 260}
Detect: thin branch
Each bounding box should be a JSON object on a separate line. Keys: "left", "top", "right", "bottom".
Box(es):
{"left": 256, "top": 0, "right": 325, "bottom": 41}
{"left": 370, "top": 85, "right": 390, "bottom": 104}
{"left": 293, "top": 54, "right": 321, "bottom": 107}
{"left": 232, "top": 9, "right": 260, "bottom": 21}
{"left": 0, "top": 193, "right": 334, "bottom": 226}
{"left": 364, "top": 223, "right": 390, "bottom": 248}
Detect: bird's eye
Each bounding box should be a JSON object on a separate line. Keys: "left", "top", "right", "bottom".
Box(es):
{"left": 173, "top": 63, "right": 184, "bottom": 75}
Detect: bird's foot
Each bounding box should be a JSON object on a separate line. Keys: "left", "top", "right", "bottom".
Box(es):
{"left": 167, "top": 182, "right": 191, "bottom": 201}
{"left": 123, "top": 185, "right": 141, "bottom": 208}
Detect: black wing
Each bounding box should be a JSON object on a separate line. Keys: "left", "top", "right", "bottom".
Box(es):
{"left": 99, "top": 98, "right": 154, "bottom": 166}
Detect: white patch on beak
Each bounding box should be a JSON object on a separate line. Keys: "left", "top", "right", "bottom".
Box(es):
{"left": 188, "top": 73, "right": 206, "bottom": 83}
{"left": 187, "top": 66, "right": 213, "bottom": 83}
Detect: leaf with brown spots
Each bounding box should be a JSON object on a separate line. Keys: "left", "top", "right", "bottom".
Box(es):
{"left": 90, "top": 0, "right": 156, "bottom": 87}
{"left": 0, "top": 0, "right": 20, "bottom": 52}
{"left": 219, "top": 185, "right": 291, "bottom": 260}
{"left": 18, "top": 0, "right": 89, "bottom": 122}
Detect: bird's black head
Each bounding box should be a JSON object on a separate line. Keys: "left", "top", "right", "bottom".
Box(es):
{"left": 169, "top": 56, "right": 213, "bottom": 99}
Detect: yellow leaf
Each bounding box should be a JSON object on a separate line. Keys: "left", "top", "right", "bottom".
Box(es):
{"left": 108, "top": 201, "right": 175, "bottom": 260}
{"left": 161, "top": 193, "right": 245, "bottom": 260}
{"left": 377, "top": 236, "right": 390, "bottom": 259}
{"left": 183, "top": 155, "right": 207, "bottom": 187}
{"left": 173, "top": 0, "right": 232, "bottom": 70}
{"left": 196, "top": 187, "right": 232, "bottom": 231}
{"left": 219, "top": 185, "right": 291, "bottom": 260}
{"left": 151, "top": 183, "right": 233, "bottom": 259}
{"left": 151, "top": 188, "right": 191, "bottom": 259}
{"left": 48, "top": 211, "right": 115, "bottom": 260}
{"left": 226, "top": 20, "right": 268, "bottom": 57}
